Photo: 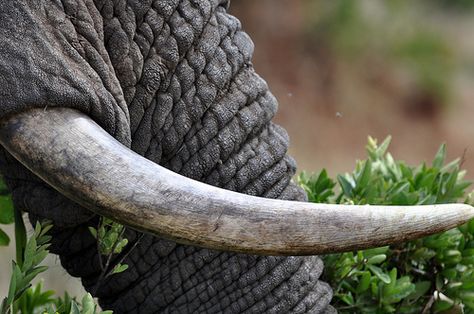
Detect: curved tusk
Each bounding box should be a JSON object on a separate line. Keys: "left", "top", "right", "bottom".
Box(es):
{"left": 0, "top": 108, "right": 473, "bottom": 256}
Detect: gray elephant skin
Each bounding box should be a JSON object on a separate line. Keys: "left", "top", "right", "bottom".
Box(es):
{"left": 0, "top": 1, "right": 335, "bottom": 313}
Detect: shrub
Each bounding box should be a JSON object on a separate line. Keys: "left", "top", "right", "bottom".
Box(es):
{"left": 298, "top": 136, "right": 474, "bottom": 313}
{"left": 0, "top": 187, "right": 118, "bottom": 313}
{"left": 0, "top": 218, "right": 112, "bottom": 313}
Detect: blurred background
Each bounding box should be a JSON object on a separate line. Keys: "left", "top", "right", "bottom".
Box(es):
{"left": 3, "top": 0, "right": 474, "bottom": 302}
{"left": 231, "top": 0, "right": 474, "bottom": 177}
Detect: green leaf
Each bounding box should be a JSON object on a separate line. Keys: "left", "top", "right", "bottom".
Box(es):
{"left": 436, "top": 274, "right": 444, "bottom": 291}
{"left": 367, "top": 265, "right": 391, "bottom": 284}
{"left": 356, "top": 160, "right": 372, "bottom": 190}
{"left": 22, "top": 235, "right": 37, "bottom": 271}
{"left": 447, "top": 281, "right": 462, "bottom": 289}
{"left": 34, "top": 220, "right": 42, "bottom": 238}
{"left": 0, "top": 228, "right": 10, "bottom": 246}
{"left": 339, "top": 292, "right": 354, "bottom": 306}
{"left": 0, "top": 178, "right": 9, "bottom": 194}
{"left": 18, "top": 266, "right": 48, "bottom": 289}
{"left": 71, "top": 300, "right": 81, "bottom": 314}
{"left": 388, "top": 268, "right": 397, "bottom": 288}
{"left": 299, "top": 169, "right": 336, "bottom": 203}
{"left": 376, "top": 136, "right": 392, "bottom": 158}
{"left": 356, "top": 271, "right": 371, "bottom": 293}
{"left": 32, "top": 248, "right": 50, "bottom": 267}
{"left": 442, "top": 267, "right": 458, "bottom": 280}
{"left": 407, "top": 281, "right": 431, "bottom": 302}
{"left": 108, "top": 231, "right": 119, "bottom": 245}
{"left": 383, "top": 276, "right": 415, "bottom": 304}
{"left": 18, "top": 282, "right": 55, "bottom": 313}
{"left": 466, "top": 219, "right": 474, "bottom": 234}
{"left": 460, "top": 291, "right": 474, "bottom": 303}
{"left": 418, "top": 171, "right": 437, "bottom": 191}
{"left": 112, "top": 263, "right": 129, "bottom": 274}
{"left": 433, "top": 299, "right": 454, "bottom": 312}
{"left": 81, "top": 293, "right": 96, "bottom": 314}
{"left": 7, "top": 263, "right": 22, "bottom": 305}
{"left": 363, "top": 246, "right": 390, "bottom": 258}
{"left": 14, "top": 209, "right": 27, "bottom": 268}
{"left": 0, "top": 195, "right": 14, "bottom": 224}
{"left": 366, "top": 136, "right": 379, "bottom": 160}
{"left": 442, "top": 158, "right": 461, "bottom": 173}
{"left": 98, "top": 225, "right": 106, "bottom": 239}
{"left": 39, "top": 222, "right": 53, "bottom": 238}
{"left": 367, "top": 254, "right": 386, "bottom": 265}
{"left": 114, "top": 239, "right": 128, "bottom": 254}
{"left": 88, "top": 227, "right": 97, "bottom": 239}
{"left": 432, "top": 143, "right": 446, "bottom": 169}
{"left": 338, "top": 175, "right": 354, "bottom": 198}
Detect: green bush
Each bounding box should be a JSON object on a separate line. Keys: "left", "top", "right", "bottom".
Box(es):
{"left": 304, "top": 1, "right": 455, "bottom": 106}
{"left": 433, "top": 0, "right": 474, "bottom": 10}
{"left": 0, "top": 175, "right": 138, "bottom": 313}
{"left": 0, "top": 186, "right": 117, "bottom": 313}
{"left": 298, "top": 136, "right": 474, "bottom": 313}
{"left": 0, "top": 219, "right": 112, "bottom": 314}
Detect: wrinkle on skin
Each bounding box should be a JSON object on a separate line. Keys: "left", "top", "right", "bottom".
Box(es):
{"left": 0, "top": 0, "right": 334, "bottom": 312}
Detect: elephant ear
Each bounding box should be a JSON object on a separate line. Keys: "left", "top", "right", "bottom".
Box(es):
{"left": 1, "top": 107, "right": 473, "bottom": 255}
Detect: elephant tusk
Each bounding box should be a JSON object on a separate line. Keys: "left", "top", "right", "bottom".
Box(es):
{"left": 1, "top": 108, "right": 473, "bottom": 256}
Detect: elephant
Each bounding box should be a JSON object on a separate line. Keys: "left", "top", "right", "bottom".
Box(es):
{"left": 0, "top": 1, "right": 472, "bottom": 313}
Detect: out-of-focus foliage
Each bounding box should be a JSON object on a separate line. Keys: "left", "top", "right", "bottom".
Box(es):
{"left": 298, "top": 137, "right": 474, "bottom": 313}
{"left": 433, "top": 0, "right": 474, "bottom": 10}
{"left": 0, "top": 179, "right": 14, "bottom": 246}
{"left": 304, "top": 0, "right": 456, "bottom": 106}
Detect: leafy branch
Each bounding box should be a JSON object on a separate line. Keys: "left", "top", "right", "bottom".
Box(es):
{"left": 299, "top": 136, "right": 474, "bottom": 313}
{"left": 0, "top": 177, "right": 115, "bottom": 313}
{"left": 89, "top": 217, "right": 143, "bottom": 294}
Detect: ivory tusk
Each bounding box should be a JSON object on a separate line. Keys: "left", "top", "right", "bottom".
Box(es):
{"left": 0, "top": 108, "right": 473, "bottom": 255}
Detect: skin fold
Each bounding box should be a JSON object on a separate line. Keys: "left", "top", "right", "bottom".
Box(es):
{"left": 0, "top": 1, "right": 335, "bottom": 313}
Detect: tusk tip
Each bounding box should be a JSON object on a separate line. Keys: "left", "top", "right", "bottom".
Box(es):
{"left": 432, "top": 203, "right": 474, "bottom": 228}
{"left": 458, "top": 203, "right": 474, "bottom": 220}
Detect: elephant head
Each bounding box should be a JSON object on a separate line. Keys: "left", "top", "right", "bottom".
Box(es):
{"left": 0, "top": 1, "right": 472, "bottom": 313}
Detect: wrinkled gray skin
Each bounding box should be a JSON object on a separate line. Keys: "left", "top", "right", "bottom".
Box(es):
{"left": 0, "top": 1, "right": 334, "bottom": 313}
